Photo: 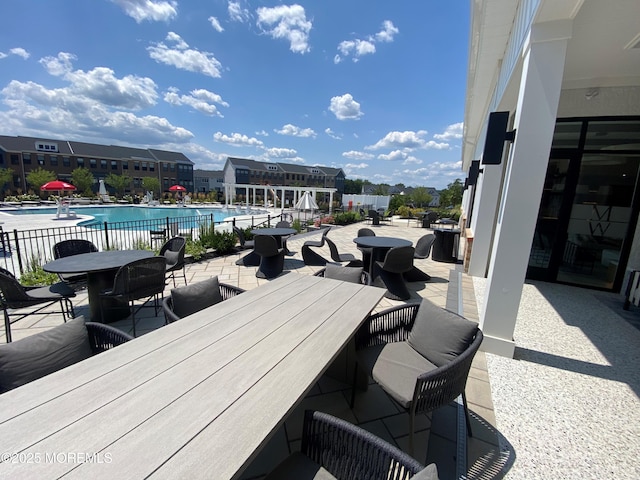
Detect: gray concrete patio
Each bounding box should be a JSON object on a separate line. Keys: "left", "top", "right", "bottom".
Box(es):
{"left": 3, "top": 218, "right": 638, "bottom": 478}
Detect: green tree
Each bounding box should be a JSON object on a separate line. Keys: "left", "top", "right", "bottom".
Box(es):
{"left": 142, "top": 177, "right": 161, "bottom": 198}
{"left": 0, "top": 168, "right": 14, "bottom": 196}
{"left": 105, "top": 173, "right": 131, "bottom": 198}
{"left": 373, "top": 184, "right": 389, "bottom": 195}
{"left": 410, "top": 187, "right": 433, "bottom": 208}
{"left": 344, "top": 179, "right": 365, "bottom": 194}
{"left": 26, "top": 167, "right": 56, "bottom": 197}
{"left": 71, "top": 168, "right": 95, "bottom": 196}
{"left": 439, "top": 179, "right": 464, "bottom": 207}
{"left": 388, "top": 194, "right": 407, "bottom": 213}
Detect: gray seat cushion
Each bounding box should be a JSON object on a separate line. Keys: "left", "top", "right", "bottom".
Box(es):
{"left": 410, "top": 463, "right": 440, "bottom": 480}
{"left": 170, "top": 276, "right": 223, "bottom": 319}
{"left": 407, "top": 298, "right": 478, "bottom": 367}
{"left": 0, "top": 316, "right": 93, "bottom": 393}
{"left": 164, "top": 250, "right": 180, "bottom": 267}
{"left": 357, "top": 342, "right": 437, "bottom": 408}
{"left": 323, "top": 264, "right": 363, "bottom": 284}
{"left": 264, "top": 452, "right": 337, "bottom": 480}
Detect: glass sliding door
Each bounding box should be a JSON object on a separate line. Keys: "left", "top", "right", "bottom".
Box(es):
{"left": 557, "top": 154, "right": 640, "bottom": 289}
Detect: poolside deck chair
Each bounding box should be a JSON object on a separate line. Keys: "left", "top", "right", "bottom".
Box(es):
{"left": 301, "top": 227, "right": 331, "bottom": 266}
{"left": 52, "top": 239, "right": 98, "bottom": 290}
{"left": 159, "top": 236, "right": 187, "bottom": 287}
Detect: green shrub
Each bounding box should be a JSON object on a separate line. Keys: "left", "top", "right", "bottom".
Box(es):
{"left": 20, "top": 254, "right": 59, "bottom": 286}
{"left": 209, "top": 230, "right": 237, "bottom": 255}
{"left": 333, "top": 211, "right": 361, "bottom": 225}
{"left": 186, "top": 239, "right": 206, "bottom": 260}
{"left": 292, "top": 219, "right": 303, "bottom": 232}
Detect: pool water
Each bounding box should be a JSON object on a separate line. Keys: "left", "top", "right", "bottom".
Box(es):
{"left": 3, "top": 205, "right": 261, "bottom": 227}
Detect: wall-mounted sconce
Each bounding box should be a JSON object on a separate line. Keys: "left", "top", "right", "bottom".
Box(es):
{"left": 481, "top": 111, "right": 516, "bottom": 165}
{"left": 468, "top": 160, "right": 482, "bottom": 186}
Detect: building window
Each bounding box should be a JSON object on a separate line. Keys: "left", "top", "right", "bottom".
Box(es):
{"left": 23, "top": 153, "right": 31, "bottom": 164}
{"left": 134, "top": 162, "right": 140, "bottom": 171}
{"left": 142, "top": 162, "right": 147, "bottom": 171}
{"left": 11, "top": 154, "right": 19, "bottom": 165}
{"left": 50, "top": 155, "right": 58, "bottom": 166}
{"left": 111, "top": 161, "right": 117, "bottom": 170}
{"left": 122, "top": 162, "right": 128, "bottom": 170}
{"left": 163, "top": 163, "right": 168, "bottom": 171}
{"left": 100, "top": 160, "right": 107, "bottom": 169}
{"left": 37, "top": 154, "right": 45, "bottom": 166}
{"left": 149, "top": 163, "right": 155, "bottom": 172}
{"left": 77, "top": 158, "right": 84, "bottom": 167}
{"left": 170, "top": 163, "right": 175, "bottom": 171}
{"left": 63, "top": 156, "right": 70, "bottom": 167}
{"left": 90, "top": 159, "right": 97, "bottom": 168}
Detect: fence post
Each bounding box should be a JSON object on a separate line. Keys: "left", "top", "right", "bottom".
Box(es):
{"left": 103, "top": 222, "right": 110, "bottom": 250}
{"left": 12, "top": 229, "right": 24, "bottom": 274}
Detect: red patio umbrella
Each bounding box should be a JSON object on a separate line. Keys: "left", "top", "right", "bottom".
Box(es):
{"left": 40, "top": 180, "right": 77, "bottom": 193}
{"left": 168, "top": 185, "right": 187, "bottom": 192}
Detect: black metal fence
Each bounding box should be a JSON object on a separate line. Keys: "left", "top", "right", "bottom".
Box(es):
{"left": 0, "top": 212, "right": 282, "bottom": 278}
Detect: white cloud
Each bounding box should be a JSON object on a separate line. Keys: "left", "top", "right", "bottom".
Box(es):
{"left": 366, "top": 130, "right": 449, "bottom": 151}
{"left": 345, "top": 163, "right": 368, "bottom": 169}
{"left": 334, "top": 19, "right": 398, "bottom": 63}
{"left": 255, "top": 130, "right": 269, "bottom": 137}
{"left": 38, "top": 52, "right": 158, "bottom": 110}
{"left": 325, "top": 128, "right": 342, "bottom": 140}
{"left": 402, "top": 156, "right": 422, "bottom": 165}
{"left": 228, "top": 1, "right": 250, "bottom": 23}
{"left": 335, "top": 39, "right": 375, "bottom": 64}
{"left": 164, "top": 87, "right": 228, "bottom": 116}
{"left": 110, "top": 0, "right": 178, "bottom": 23}
{"left": 433, "top": 122, "right": 463, "bottom": 140}
{"left": 378, "top": 150, "right": 408, "bottom": 161}
{"left": 264, "top": 147, "right": 297, "bottom": 158}
{"left": 342, "top": 150, "right": 374, "bottom": 160}
{"left": 256, "top": 4, "right": 312, "bottom": 54}
{"left": 147, "top": 32, "right": 223, "bottom": 78}
{"left": 275, "top": 123, "right": 316, "bottom": 138}
{"left": 208, "top": 16, "right": 224, "bottom": 32}
{"left": 0, "top": 80, "right": 191, "bottom": 145}
{"left": 329, "top": 93, "right": 363, "bottom": 121}
{"left": 0, "top": 48, "right": 30, "bottom": 60}
{"left": 213, "top": 131, "right": 264, "bottom": 147}
{"left": 374, "top": 20, "right": 399, "bottom": 43}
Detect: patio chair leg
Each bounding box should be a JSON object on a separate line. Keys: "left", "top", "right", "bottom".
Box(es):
{"left": 349, "top": 362, "right": 359, "bottom": 408}
{"left": 409, "top": 412, "right": 415, "bottom": 456}
{"left": 3, "top": 310, "right": 12, "bottom": 343}
{"left": 462, "top": 392, "right": 473, "bottom": 437}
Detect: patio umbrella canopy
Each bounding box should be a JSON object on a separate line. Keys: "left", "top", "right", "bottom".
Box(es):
{"left": 294, "top": 191, "right": 318, "bottom": 211}
{"left": 40, "top": 180, "right": 77, "bottom": 192}
{"left": 169, "top": 185, "right": 186, "bottom": 192}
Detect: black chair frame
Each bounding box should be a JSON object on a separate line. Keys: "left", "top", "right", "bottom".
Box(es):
{"left": 162, "top": 283, "right": 245, "bottom": 324}
{"left": 301, "top": 227, "right": 331, "bottom": 266}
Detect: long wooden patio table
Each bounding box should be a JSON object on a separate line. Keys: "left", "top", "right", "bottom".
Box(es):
{"left": 0, "top": 273, "right": 385, "bottom": 479}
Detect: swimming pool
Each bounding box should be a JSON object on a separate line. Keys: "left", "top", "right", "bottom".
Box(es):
{"left": 2, "top": 205, "right": 264, "bottom": 227}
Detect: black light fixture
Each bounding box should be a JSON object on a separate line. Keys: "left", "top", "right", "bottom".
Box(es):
{"left": 468, "top": 160, "right": 481, "bottom": 186}
{"left": 481, "top": 111, "right": 516, "bottom": 165}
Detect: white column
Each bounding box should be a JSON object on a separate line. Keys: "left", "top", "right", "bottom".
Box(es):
{"left": 329, "top": 192, "right": 334, "bottom": 213}
{"left": 480, "top": 20, "right": 572, "bottom": 357}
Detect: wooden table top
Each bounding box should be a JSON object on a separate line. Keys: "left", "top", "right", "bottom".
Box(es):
{"left": 0, "top": 273, "right": 385, "bottom": 479}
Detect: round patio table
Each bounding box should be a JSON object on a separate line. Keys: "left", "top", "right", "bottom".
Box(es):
{"left": 44, "top": 250, "right": 155, "bottom": 322}
{"left": 353, "top": 237, "right": 412, "bottom": 284}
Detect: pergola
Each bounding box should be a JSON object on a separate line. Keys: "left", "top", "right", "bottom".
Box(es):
{"left": 222, "top": 183, "right": 336, "bottom": 213}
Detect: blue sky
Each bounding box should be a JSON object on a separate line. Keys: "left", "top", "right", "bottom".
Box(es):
{"left": 0, "top": 0, "right": 469, "bottom": 189}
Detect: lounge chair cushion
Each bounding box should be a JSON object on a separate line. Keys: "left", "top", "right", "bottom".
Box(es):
{"left": 357, "top": 341, "right": 437, "bottom": 408}
{"left": 264, "top": 452, "right": 337, "bottom": 480}
{"left": 170, "top": 276, "right": 223, "bottom": 318}
{"left": 407, "top": 298, "right": 478, "bottom": 367}
{"left": 0, "top": 316, "right": 93, "bottom": 393}
{"left": 409, "top": 464, "right": 440, "bottom": 480}
{"left": 323, "top": 264, "right": 362, "bottom": 284}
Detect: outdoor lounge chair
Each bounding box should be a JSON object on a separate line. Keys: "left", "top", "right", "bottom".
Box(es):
{"left": 313, "top": 264, "right": 368, "bottom": 284}
{"left": 357, "top": 228, "right": 375, "bottom": 270}
{"left": 52, "top": 239, "right": 98, "bottom": 289}
{"left": 265, "top": 410, "right": 438, "bottom": 480}
{"left": 163, "top": 276, "right": 245, "bottom": 323}
{"left": 301, "top": 227, "right": 331, "bottom": 266}
{"left": 254, "top": 234, "right": 285, "bottom": 279}
{"left": 0, "top": 316, "right": 132, "bottom": 393}
{"left": 99, "top": 257, "right": 166, "bottom": 337}
{"left": 351, "top": 299, "right": 483, "bottom": 455}
{"left": 233, "top": 226, "right": 254, "bottom": 250}
{"left": 0, "top": 267, "right": 76, "bottom": 343}
{"left": 159, "top": 236, "right": 187, "bottom": 287}
{"left": 374, "top": 245, "right": 415, "bottom": 300}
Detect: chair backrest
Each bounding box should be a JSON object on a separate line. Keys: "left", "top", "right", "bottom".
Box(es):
{"left": 325, "top": 237, "right": 342, "bottom": 262}
{"left": 381, "top": 246, "right": 415, "bottom": 273}
{"left": 0, "top": 269, "right": 31, "bottom": 307}
{"left": 111, "top": 257, "right": 166, "bottom": 300}
{"left": 414, "top": 234, "right": 435, "bottom": 259}
{"left": 53, "top": 239, "right": 98, "bottom": 259}
{"left": 275, "top": 220, "right": 291, "bottom": 228}
{"left": 159, "top": 236, "right": 186, "bottom": 258}
{"left": 254, "top": 235, "right": 280, "bottom": 257}
{"left": 358, "top": 228, "right": 375, "bottom": 237}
